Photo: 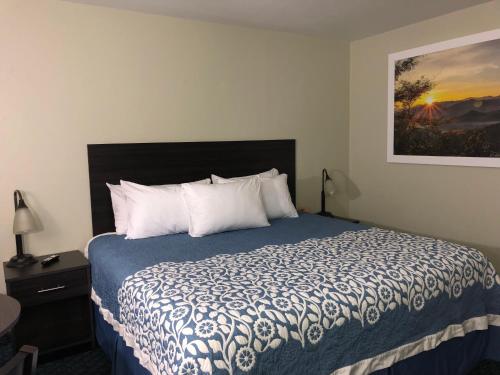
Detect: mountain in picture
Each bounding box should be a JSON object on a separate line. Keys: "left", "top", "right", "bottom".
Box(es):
{"left": 393, "top": 37, "right": 500, "bottom": 158}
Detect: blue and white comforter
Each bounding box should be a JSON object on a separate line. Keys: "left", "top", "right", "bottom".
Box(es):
{"left": 112, "top": 226, "right": 500, "bottom": 375}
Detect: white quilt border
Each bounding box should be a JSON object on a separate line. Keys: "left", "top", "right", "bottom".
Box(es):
{"left": 332, "top": 314, "right": 500, "bottom": 375}
{"left": 84, "top": 233, "right": 116, "bottom": 258}
{"left": 92, "top": 289, "right": 162, "bottom": 375}
{"left": 92, "top": 288, "right": 500, "bottom": 375}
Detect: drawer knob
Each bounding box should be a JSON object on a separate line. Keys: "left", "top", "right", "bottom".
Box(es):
{"left": 37, "top": 285, "right": 66, "bottom": 294}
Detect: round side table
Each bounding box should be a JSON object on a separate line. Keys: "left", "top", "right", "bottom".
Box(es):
{"left": 0, "top": 294, "right": 20, "bottom": 337}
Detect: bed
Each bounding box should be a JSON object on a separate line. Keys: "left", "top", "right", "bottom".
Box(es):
{"left": 86, "top": 140, "right": 500, "bottom": 375}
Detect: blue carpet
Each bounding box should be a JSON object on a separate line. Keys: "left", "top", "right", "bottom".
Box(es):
{"left": 0, "top": 335, "right": 110, "bottom": 375}
{"left": 37, "top": 348, "right": 110, "bottom": 375}
{"left": 1, "top": 334, "right": 499, "bottom": 374}
{"left": 0, "top": 336, "right": 14, "bottom": 367}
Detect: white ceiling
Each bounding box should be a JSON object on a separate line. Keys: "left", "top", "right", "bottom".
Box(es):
{"left": 65, "top": 0, "right": 490, "bottom": 40}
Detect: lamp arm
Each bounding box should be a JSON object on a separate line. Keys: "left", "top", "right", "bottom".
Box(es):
{"left": 14, "top": 190, "right": 20, "bottom": 209}
{"left": 320, "top": 169, "right": 327, "bottom": 213}
{"left": 13, "top": 190, "right": 24, "bottom": 256}
{"left": 14, "top": 190, "right": 28, "bottom": 210}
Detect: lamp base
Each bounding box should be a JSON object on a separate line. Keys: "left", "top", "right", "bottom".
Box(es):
{"left": 6, "top": 253, "right": 38, "bottom": 268}
{"left": 317, "top": 210, "right": 334, "bottom": 218}
{"left": 316, "top": 211, "right": 361, "bottom": 224}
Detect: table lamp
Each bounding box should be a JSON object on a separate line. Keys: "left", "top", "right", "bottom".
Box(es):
{"left": 7, "top": 190, "right": 38, "bottom": 268}
{"left": 318, "top": 168, "right": 335, "bottom": 217}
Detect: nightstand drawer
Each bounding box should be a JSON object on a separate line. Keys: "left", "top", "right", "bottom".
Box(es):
{"left": 8, "top": 269, "right": 89, "bottom": 306}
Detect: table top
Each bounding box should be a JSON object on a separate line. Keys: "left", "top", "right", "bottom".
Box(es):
{"left": 3, "top": 250, "right": 87, "bottom": 283}
{"left": 0, "top": 294, "right": 20, "bottom": 336}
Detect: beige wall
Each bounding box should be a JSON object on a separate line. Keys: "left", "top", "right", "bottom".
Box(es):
{"left": 0, "top": 1, "right": 350, "bottom": 292}
{"left": 6, "top": 0, "right": 496, "bottom": 295}
{"left": 349, "top": 1, "right": 500, "bottom": 268}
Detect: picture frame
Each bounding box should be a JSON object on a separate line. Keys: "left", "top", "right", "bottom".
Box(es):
{"left": 387, "top": 29, "right": 500, "bottom": 168}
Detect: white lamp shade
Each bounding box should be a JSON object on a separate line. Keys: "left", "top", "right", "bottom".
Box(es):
{"left": 13, "top": 207, "right": 37, "bottom": 234}
{"left": 324, "top": 179, "right": 335, "bottom": 196}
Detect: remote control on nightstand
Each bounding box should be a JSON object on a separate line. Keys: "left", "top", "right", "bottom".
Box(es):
{"left": 41, "top": 255, "right": 60, "bottom": 267}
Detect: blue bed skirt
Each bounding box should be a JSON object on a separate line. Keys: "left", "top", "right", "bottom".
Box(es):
{"left": 94, "top": 304, "right": 500, "bottom": 375}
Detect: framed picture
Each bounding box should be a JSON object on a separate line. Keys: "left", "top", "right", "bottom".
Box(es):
{"left": 387, "top": 29, "right": 500, "bottom": 167}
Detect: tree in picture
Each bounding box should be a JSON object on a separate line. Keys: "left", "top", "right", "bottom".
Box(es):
{"left": 392, "top": 37, "right": 500, "bottom": 158}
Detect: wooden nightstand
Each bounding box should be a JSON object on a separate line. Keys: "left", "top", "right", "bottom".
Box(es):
{"left": 2, "top": 250, "right": 94, "bottom": 359}
{"left": 316, "top": 211, "right": 360, "bottom": 224}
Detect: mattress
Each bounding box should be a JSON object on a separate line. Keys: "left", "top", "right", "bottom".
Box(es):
{"left": 87, "top": 213, "right": 500, "bottom": 375}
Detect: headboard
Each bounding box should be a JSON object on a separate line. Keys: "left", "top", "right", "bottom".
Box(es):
{"left": 87, "top": 139, "right": 296, "bottom": 235}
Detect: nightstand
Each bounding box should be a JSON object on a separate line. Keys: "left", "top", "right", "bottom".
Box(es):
{"left": 2, "top": 250, "right": 94, "bottom": 359}
{"left": 317, "top": 211, "right": 360, "bottom": 224}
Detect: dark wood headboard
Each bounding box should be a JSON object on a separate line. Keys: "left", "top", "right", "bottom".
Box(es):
{"left": 87, "top": 139, "right": 296, "bottom": 235}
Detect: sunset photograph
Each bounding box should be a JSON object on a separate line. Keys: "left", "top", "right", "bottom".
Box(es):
{"left": 393, "top": 37, "right": 500, "bottom": 158}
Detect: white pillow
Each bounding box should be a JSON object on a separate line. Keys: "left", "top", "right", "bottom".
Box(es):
{"left": 212, "top": 174, "right": 298, "bottom": 220}
{"left": 259, "top": 174, "right": 298, "bottom": 219}
{"left": 121, "top": 179, "right": 210, "bottom": 239}
{"left": 182, "top": 178, "right": 270, "bottom": 237}
{"left": 106, "top": 183, "right": 129, "bottom": 235}
{"left": 211, "top": 168, "right": 278, "bottom": 184}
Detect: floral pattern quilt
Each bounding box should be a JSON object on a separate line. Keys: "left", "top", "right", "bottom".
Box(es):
{"left": 117, "top": 228, "right": 500, "bottom": 375}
